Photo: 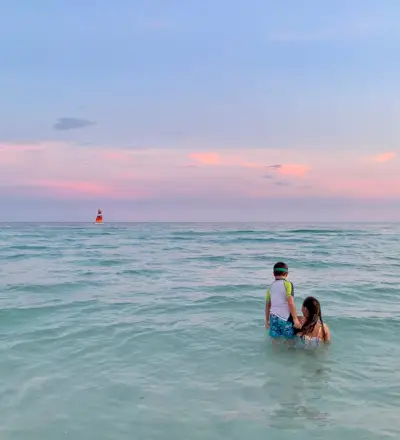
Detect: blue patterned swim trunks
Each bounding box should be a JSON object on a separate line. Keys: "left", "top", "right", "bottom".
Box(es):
{"left": 269, "top": 314, "right": 294, "bottom": 339}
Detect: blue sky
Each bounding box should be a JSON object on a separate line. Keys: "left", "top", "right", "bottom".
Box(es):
{"left": 0, "top": 0, "right": 399, "bottom": 221}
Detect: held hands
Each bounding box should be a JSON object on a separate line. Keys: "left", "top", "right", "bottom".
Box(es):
{"left": 293, "top": 318, "right": 301, "bottom": 329}
{"left": 265, "top": 320, "right": 270, "bottom": 329}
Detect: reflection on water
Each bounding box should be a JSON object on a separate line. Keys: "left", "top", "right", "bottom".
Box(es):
{"left": 263, "top": 339, "right": 332, "bottom": 430}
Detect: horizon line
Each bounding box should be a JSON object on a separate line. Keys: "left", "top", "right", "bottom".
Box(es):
{"left": 0, "top": 221, "right": 398, "bottom": 224}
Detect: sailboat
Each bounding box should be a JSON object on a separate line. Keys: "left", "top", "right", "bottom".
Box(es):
{"left": 94, "top": 209, "right": 103, "bottom": 224}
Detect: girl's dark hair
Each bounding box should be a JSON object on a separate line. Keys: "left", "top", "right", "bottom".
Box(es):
{"left": 301, "top": 296, "right": 326, "bottom": 340}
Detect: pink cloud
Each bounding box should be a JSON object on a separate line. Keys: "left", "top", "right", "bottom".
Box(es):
{"left": 103, "top": 152, "right": 125, "bottom": 161}
{"left": 241, "top": 161, "right": 264, "bottom": 169}
{"left": 323, "top": 177, "right": 400, "bottom": 198}
{"left": 1, "top": 141, "right": 398, "bottom": 205}
{"left": 0, "top": 143, "right": 45, "bottom": 152}
{"left": 102, "top": 151, "right": 134, "bottom": 162}
{"left": 0, "top": 154, "right": 16, "bottom": 165}
{"left": 239, "top": 161, "right": 310, "bottom": 177}
{"left": 30, "top": 179, "right": 150, "bottom": 200}
{"left": 33, "top": 180, "right": 111, "bottom": 196}
{"left": 0, "top": 143, "right": 45, "bottom": 166}
{"left": 277, "top": 164, "right": 310, "bottom": 177}
{"left": 371, "top": 152, "right": 396, "bottom": 163}
{"left": 190, "top": 152, "right": 221, "bottom": 165}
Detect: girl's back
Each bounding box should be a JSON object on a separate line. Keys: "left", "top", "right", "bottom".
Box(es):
{"left": 298, "top": 321, "right": 329, "bottom": 349}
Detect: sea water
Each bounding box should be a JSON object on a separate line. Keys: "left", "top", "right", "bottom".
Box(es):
{"left": 0, "top": 222, "right": 399, "bottom": 440}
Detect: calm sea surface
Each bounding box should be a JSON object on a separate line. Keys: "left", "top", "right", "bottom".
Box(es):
{"left": 1, "top": 222, "right": 399, "bottom": 440}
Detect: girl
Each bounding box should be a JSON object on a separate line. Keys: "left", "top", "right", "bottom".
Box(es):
{"left": 296, "top": 296, "right": 330, "bottom": 348}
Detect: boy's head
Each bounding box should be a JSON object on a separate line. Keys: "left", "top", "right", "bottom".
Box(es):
{"left": 273, "top": 261, "right": 288, "bottom": 278}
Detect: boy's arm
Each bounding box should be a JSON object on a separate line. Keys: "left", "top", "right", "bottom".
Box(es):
{"left": 285, "top": 281, "right": 301, "bottom": 328}
{"left": 287, "top": 296, "right": 300, "bottom": 327}
{"left": 265, "top": 289, "right": 271, "bottom": 328}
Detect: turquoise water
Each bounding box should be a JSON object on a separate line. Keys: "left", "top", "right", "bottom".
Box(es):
{"left": 1, "top": 222, "right": 400, "bottom": 439}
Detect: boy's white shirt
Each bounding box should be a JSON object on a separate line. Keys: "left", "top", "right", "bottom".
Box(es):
{"left": 266, "top": 278, "right": 293, "bottom": 321}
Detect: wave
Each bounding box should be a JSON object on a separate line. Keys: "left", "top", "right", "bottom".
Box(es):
{"left": 200, "top": 283, "right": 266, "bottom": 293}
{"left": 186, "top": 255, "right": 238, "bottom": 263}
{"left": 0, "top": 253, "right": 29, "bottom": 261}
{"left": 6, "top": 245, "right": 49, "bottom": 251}
{"left": 5, "top": 281, "right": 101, "bottom": 294}
{"left": 232, "top": 237, "right": 311, "bottom": 244}
{"left": 118, "top": 268, "right": 165, "bottom": 276}
{"left": 0, "top": 299, "right": 99, "bottom": 317}
{"left": 84, "top": 258, "right": 132, "bottom": 267}
{"left": 286, "top": 228, "right": 368, "bottom": 235}
{"left": 171, "top": 229, "right": 258, "bottom": 237}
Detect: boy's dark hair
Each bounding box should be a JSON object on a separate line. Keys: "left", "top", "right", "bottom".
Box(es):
{"left": 273, "top": 261, "right": 288, "bottom": 276}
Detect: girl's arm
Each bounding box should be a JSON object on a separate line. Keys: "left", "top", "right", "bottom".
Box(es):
{"left": 323, "top": 324, "right": 331, "bottom": 342}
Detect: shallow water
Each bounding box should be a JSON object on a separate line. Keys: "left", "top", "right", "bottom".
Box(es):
{"left": 1, "top": 222, "right": 399, "bottom": 439}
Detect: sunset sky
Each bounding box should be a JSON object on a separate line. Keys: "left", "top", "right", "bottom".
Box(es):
{"left": 1, "top": 0, "right": 399, "bottom": 221}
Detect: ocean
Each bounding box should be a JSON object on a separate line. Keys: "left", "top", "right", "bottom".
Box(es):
{"left": 1, "top": 222, "right": 399, "bottom": 439}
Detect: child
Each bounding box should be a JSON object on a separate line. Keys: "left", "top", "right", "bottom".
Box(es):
{"left": 265, "top": 261, "right": 301, "bottom": 340}
{"left": 295, "top": 296, "right": 330, "bottom": 347}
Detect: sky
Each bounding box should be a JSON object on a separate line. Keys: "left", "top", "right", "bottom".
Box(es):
{"left": 1, "top": 0, "right": 399, "bottom": 221}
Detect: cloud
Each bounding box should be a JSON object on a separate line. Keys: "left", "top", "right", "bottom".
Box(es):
{"left": 266, "top": 163, "right": 310, "bottom": 177}
{"left": 0, "top": 143, "right": 44, "bottom": 152}
{"left": 371, "top": 152, "right": 396, "bottom": 163}
{"left": 30, "top": 179, "right": 148, "bottom": 200}
{"left": 241, "top": 161, "right": 265, "bottom": 169}
{"left": 278, "top": 164, "right": 310, "bottom": 177}
{"left": 242, "top": 161, "right": 281, "bottom": 170}
{"left": 190, "top": 152, "right": 221, "bottom": 165}
{"left": 274, "top": 181, "right": 291, "bottom": 186}
{"left": 53, "top": 117, "right": 96, "bottom": 131}
{"left": 323, "top": 177, "right": 400, "bottom": 198}
{"left": 33, "top": 180, "right": 110, "bottom": 196}
{"left": 189, "top": 156, "right": 310, "bottom": 179}
{"left": 102, "top": 151, "right": 131, "bottom": 161}
{"left": 0, "top": 142, "right": 45, "bottom": 166}
{"left": 1, "top": 141, "right": 399, "bottom": 209}
{"left": 241, "top": 161, "right": 310, "bottom": 177}
{"left": 0, "top": 155, "right": 15, "bottom": 165}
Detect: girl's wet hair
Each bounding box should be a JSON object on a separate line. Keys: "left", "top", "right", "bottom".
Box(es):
{"left": 301, "top": 296, "right": 326, "bottom": 339}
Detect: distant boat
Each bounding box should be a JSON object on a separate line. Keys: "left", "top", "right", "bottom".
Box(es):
{"left": 94, "top": 209, "right": 103, "bottom": 224}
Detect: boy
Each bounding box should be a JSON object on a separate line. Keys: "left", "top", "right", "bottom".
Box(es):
{"left": 265, "top": 261, "right": 301, "bottom": 340}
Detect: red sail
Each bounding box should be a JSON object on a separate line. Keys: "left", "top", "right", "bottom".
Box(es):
{"left": 95, "top": 209, "right": 103, "bottom": 223}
